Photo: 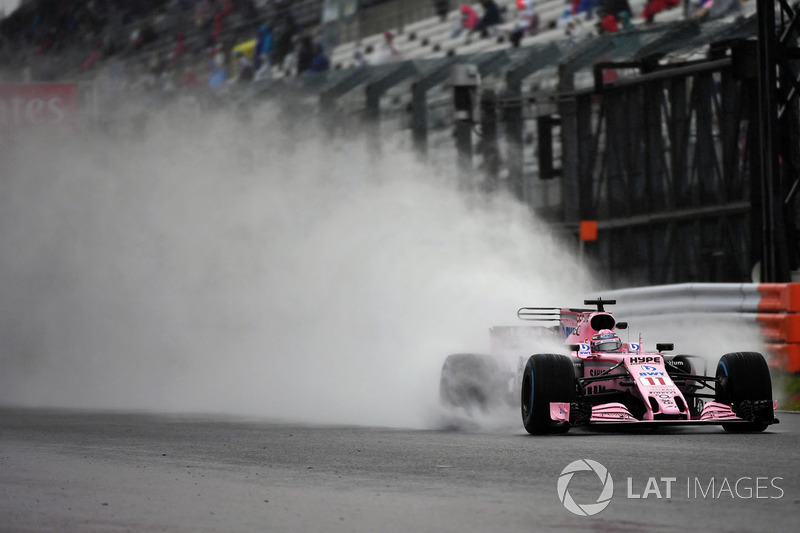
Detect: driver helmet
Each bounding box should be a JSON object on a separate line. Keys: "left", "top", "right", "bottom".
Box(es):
{"left": 591, "top": 329, "right": 621, "bottom": 352}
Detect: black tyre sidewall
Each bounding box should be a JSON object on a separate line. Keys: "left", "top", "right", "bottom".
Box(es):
{"left": 715, "top": 351, "right": 773, "bottom": 432}
{"left": 521, "top": 353, "right": 575, "bottom": 435}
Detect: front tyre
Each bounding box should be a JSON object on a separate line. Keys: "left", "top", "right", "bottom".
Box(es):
{"left": 715, "top": 352, "right": 774, "bottom": 432}
{"left": 521, "top": 354, "right": 575, "bottom": 435}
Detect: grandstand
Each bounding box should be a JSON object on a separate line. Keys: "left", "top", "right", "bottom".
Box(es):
{"left": 2, "top": 1, "right": 795, "bottom": 286}
{"left": 288, "top": 0, "right": 759, "bottom": 138}
{"left": 327, "top": 0, "right": 755, "bottom": 69}
{"left": 0, "top": 0, "right": 756, "bottom": 84}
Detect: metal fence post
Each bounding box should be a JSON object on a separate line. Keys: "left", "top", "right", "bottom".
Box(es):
{"left": 452, "top": 64, "right": 479, "bottom": 185}
{"left": 480, "top": 89, "right": 499, "bottom": 191}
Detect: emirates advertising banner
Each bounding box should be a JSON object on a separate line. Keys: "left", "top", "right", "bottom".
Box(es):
{"left": 0, "top": 83, "right": 79, "bottom": 130}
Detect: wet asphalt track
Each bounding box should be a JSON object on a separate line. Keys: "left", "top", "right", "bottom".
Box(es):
{"left": 1, "top": 408, "right": 799, "bottom": 532}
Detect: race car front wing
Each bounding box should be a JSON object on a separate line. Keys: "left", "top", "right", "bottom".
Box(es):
{"left": 549, "top": 400, "right": 779, "bottom": 427}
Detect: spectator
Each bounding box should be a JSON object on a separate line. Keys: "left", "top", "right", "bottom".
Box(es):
{"left": 308, "top": 43, "right": 329, "bottom": 73}
{"left": 618, "top": 9, "right": 633, "bottom": 29}
{"left": 373, "top": 30, "right": 401, "bottom": 64}
{"left": 353, "top": 50, "right": 369, "bottom": 67}
{"left": 452, "top": 3, "right": 479, "bottom": 38}
{"left": 212, "top": 11, "right": 225, "bottom": 42}
{"left": 296, "top": 35, "right": 314, "bottom": 75}
{"left": 694, "top": 0, "right": 742, "bottom": 20}
{"left": 208, "top": 46, "right": 227, "bottom": 88}
{"left": 254, "top": 24, "right": 273, "bottom": 70}
{"left": 433, "top": 0, "right": 451, "bottom": 22}
{"left": 167, "top": 32, "right": 187, "bottom": 67}
{"left": 572, "top": 0, "right": 595, "bottom": 19}
{"left": 472, "top": 0, "right": 502, "bottom": 37}
{"left": 233, "top": 50, "right": 253, "bottom": 83}
{"left": 557, "top": 7, "right": 573, "bottom": 29}
{"left": 509, "top": 0, "right": 539, "bottom": 48}
{"left": 599, "top": 0, "right": 633, "bottom": 20}
{"left": 564, "top": 17, "right": 585, "bottom": 46}
{"left": 385, "top": 31, "right": 399, "bottom": 55}
{"left": 597, "top": 13, "right": 619, "bottom": 33}
{"left": 641, "top": 0, "right": 680, "bottom": 22}
{"left": 273, "top": 10, "right": 299, "bottom": 68}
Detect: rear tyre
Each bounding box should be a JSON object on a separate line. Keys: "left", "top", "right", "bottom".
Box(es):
{"left": 666, "top": 355, "right": 695, "bottom": 375}
{"left": 440, "top": 354, "right": 501, "bottom": 411}
{"left": 714, "top": 352, "right": 773, "bottom": 432}
{"left": 520, "top": 354, "right": 575, "bottom": 435}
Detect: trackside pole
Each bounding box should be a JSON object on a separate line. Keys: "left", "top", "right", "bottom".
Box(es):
{"left": 452, "top": 64, "right": 479, "bottom": 188}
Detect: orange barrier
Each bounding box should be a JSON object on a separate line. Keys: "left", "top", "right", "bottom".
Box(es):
{"left": 758, "top": 283, "right": 800, "bottom": 373}
{"left": 757, "top": 283, "right": 800, "bottom": 312}
{"left": 765, "top": 343, "right": 800, "bottom": 374}
{"left": 755, "top": 313, "right": 800, "bottom": 343}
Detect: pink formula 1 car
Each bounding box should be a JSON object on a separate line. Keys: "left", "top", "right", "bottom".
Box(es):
{"left": 438, "top": 299, "right": 778, "bottom": 434}
{"left": 518, "top": 299, "right": 778, "bottom": 434}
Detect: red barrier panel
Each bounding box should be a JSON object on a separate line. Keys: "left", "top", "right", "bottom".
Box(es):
{"left": 758, "top": 283, "right": 800, "bottom": 312}
{"left": 756, "top": 313, "right": 800, "bottom": 343}
{"left": 0, "top": 83, "right": 79, "bottom": 130}
{"left": 766, "top": 343, "right": 800, "bottom": 374}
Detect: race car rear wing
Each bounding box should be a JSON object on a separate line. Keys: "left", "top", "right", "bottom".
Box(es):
{"left": 517, "top": 299, "right": 617, "bottom": 322}
{"left": 517, "top": 307, "right": 593, "bottom": 320}
{"left": 518, "top": 307, "right": 593, "bottom": 341}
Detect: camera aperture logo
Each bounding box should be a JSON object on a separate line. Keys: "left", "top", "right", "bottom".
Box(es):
{"left": 557, "top": 459, "right": 614, "bottom": 516}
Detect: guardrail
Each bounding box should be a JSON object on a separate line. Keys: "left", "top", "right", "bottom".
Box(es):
{"left": 595, "top": 283, "right": 800, "bottom": 373}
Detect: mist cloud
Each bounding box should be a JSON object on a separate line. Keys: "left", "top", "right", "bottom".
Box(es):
{"left": 0, "top": 103, "right": 589, "bottom": 428}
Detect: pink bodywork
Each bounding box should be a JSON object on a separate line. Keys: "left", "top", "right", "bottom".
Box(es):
{"left": 551, "top": 310, "right": 746, "bottom": 424}
{"left": 576, "top": 346, "right": 691, "bottom": 421}
{"left": 549, "top": 399, "right": 747, "bottom": 423}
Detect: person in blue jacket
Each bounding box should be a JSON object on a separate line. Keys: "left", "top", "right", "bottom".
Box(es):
{"left": 308, "top": 43, "right": 329, "bottom": 73}
{"left": 472, "top": 0, "right": 502, "bottom": 35}
{"left": 254, "top": 24, "right": 273, "bottom": 70}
